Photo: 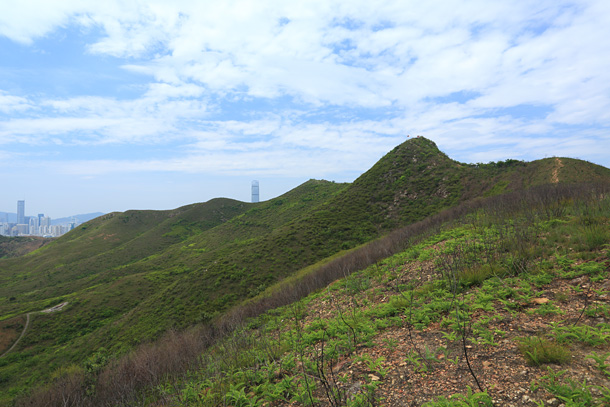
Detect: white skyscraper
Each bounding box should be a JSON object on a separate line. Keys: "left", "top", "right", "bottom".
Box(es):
{"left": 17, "top": 200, "right": 25, "bottom": 225}
{"left": 252, "top": 180, "right": 259, "bottom": 203}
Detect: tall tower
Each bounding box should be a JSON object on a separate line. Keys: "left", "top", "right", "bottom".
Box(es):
{"left": 251, "top": 180, "right": 259, "bottom": 203}
{"left": 17, "top": 200, "right": 25, "bottom": 224}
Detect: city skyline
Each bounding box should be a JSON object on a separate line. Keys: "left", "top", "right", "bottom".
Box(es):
{"left": 0, "top": 199, "right": 83, "bottom": 237}
{"left": 0, "top": 203, "right": 101, "bottom": 222}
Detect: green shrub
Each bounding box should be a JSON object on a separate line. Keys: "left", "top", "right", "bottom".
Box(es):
{"left": 531, "top": 368, "right": 603, "bottom": 406}
{"left": 582, "top": 224, "right": 609, "bottom": 250}
{"left": 458, "top": 264, "right": 496, "bottom": 287}
{"left": 517, "top": 337, "right": 571, "bottom": 366}
{"left": 549, "top": 323, "right": 610, "bottom": 346}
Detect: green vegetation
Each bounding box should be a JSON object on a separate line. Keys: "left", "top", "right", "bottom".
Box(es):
{"left": 517, "top": 337, "right": 571, "bottom": 366}
{"left": 422, "top": 387, "right": 493, "bottom": 406}
{"left": 531, "top": 368, "right": 610, "bottom": 406}
{"left": 129, "top": 181, "right": 607, "bottom": 407}
{"left": 1, "top": 137, "right": 610, "bottom": 406}
{"left": 0, "top": 235, "right": 48, "bottom": 259}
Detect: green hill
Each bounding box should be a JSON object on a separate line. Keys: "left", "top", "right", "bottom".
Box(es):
{"left": 142, "top": 182, "right": 610, "bottom": 407}
{"left": 0, "top": 236, "right": 49, "bottom": 259}
{"left": 1, "top": 137, "right": 610, "bottom": 405}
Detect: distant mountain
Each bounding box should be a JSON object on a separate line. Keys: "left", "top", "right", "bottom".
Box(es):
{"left": 51, "top": 212, "right": 105, "bottom": 225}
{"left": 0, "top": 212, "right": 16, "bottom": 223}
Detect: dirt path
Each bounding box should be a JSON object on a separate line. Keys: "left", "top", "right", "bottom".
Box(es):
{"left": 551, "top": 157, "right": 563, "bottom": 183}
{"left": 0, "top": 302, "right": 68, "bottom": 358}
{"left": 0, "top": 313, "right": 31, "bottom": 358}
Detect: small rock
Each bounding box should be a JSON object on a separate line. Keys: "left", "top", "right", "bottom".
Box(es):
{"left": 368, "top": 374, "right": 380, "bottom": 381}
{"left": 546, "top": 398, "right": 560, "bottom": 407}
{"left": 570, "top": 276, "right": 586, "bottom": 285}
{"left": 531, "top": 298, "right": 549, "bottom": 304}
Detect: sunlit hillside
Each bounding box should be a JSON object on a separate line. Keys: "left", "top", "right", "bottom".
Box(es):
{"left": 1, "top": 137, "right": 610, "bottom": 406}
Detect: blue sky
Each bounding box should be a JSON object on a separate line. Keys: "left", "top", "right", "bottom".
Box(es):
{"left": 1, "top": 0, "right": 609, "bottom": 218}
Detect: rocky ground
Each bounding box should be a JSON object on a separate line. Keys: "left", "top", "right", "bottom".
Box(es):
{"left": 286, "top": 257, "right": 610, "bottom": 406}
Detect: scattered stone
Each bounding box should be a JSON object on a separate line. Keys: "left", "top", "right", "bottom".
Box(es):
{"left": 546, "top": 398, "right": 560, "bottom": 407}
{"left": 570, "top": 276, "right": 587, "bottom": 286}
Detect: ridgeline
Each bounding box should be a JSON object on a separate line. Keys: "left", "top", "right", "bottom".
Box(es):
{"left": 1, "top": 137, "right": 610, "bottom": 406}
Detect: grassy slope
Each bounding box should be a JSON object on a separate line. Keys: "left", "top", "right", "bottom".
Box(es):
{"left": 0, "top": 199, "right": 251, "bottom": 315}
{"left": 0, "top": 236, "right": 49, "bottom": 259}
{"left": 0, "top": 199, "right": 249, "bottom": 401}
{"left": 80, "top": 138, "right": 492, "bottom": 352}
{"left": 2, "top": 137, "right": 610, "bottom": 405}
{"left": 160, "top": 183, "right": 610, "bottom": 406}
{"left": 0, "top": 181, "right": 345, "bottom": 402}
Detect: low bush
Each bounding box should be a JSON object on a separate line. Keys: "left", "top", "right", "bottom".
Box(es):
{"left": 517, "top": 337, "right": 571, "bottom": 366}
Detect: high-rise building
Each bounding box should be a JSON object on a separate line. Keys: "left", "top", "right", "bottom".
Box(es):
{"left": 16, "top": 224, "right": 28, "bottom": 235}
{"left": 17, "top": 200, "right": 25, "bottom": 224}
{"left": 40, "top": 216, "right": 51, "bottom": 227}
{"left": 29, "top": 216, "right": 39, "bottom": 236}
{"left": 252, "top": 180, "right": 259, "bottom": 203}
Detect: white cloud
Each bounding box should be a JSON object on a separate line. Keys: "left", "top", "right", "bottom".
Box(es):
{"left": 0, "top": 0, "right": 89, "bottom": 44}
{"left": 0, "top": 91, "right": 32, "bottom": 113}
{"left": 53, "top": 146, "right": 368, "bottom": 178}
{"left": 0, "top": 82, "right": 210, "bottom": 145}
{"left": 4, "top": 0, "right": 609, "bottom": 114}
{"left": 1, "top": 0, "right": 609, "bottom": 182}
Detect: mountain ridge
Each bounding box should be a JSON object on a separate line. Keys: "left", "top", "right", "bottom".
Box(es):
{"left": 1, "top": 137, "right": 610, "bottom": 405}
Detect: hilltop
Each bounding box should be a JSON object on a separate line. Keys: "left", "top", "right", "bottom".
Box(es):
{"left": 1, "top": 137, "right": 610, "bottom": 406}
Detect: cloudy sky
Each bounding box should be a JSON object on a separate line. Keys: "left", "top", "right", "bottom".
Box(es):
{"left": 1, "top": 0, "right": 609, "bottom": 218}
